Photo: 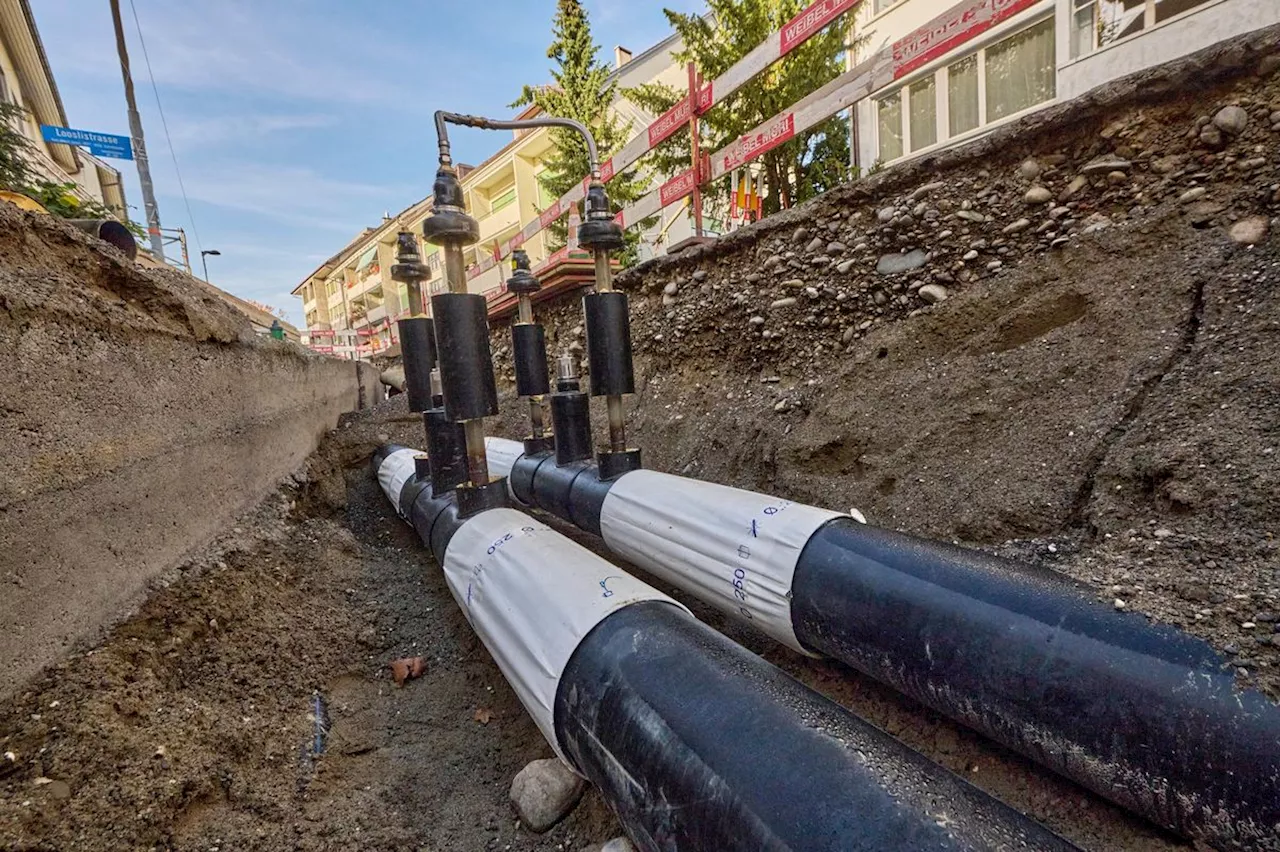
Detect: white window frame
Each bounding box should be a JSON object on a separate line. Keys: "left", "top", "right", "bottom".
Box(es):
{"left": 872, "top": 15, "right": 1056, "bottom": 166}
{"left": 1069, "top": 0, "right": 1218, "bottom": 59}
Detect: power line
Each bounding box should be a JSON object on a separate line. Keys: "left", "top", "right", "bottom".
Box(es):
{"left": 126, "top": 0, "right": 203, "bottom": 256}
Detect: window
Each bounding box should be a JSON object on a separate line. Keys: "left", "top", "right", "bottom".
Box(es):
{"left": 876, "top": 92, "right": 903, "bottom": 162}
{"left": 948, "top": 55, "right": 979, "bottom": 136}
{"left": 1071, "top": 0, "right": 1211, "bottom": 58}
{"left": 874, "top": 0, "right": 904, "bottom": 12}
{"left": 873, "top": 18, "right": 1056, "bottom": 163}
{"left": 490, "top": 185, "right": 516, "bottom": 212}
{"left": 909, "top": 76, "right": 937, "bottom": 152}
{"left": 984, "top": 17, "right": 1055, "bottom": 122}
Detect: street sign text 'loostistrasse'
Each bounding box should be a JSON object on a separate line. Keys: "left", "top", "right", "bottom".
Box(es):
{"left": 40, "top": 125, "right": 134, "bottom": 160}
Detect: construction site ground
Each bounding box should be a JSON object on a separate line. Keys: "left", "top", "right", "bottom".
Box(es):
{"left": 4, "top": 31, "right": 1280, "bottom": 852}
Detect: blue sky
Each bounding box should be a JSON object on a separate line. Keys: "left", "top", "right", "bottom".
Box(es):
{"left": 31, "top": 0, "right": 701, "bottom": 324}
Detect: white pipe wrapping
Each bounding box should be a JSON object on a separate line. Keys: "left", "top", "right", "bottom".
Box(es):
{"left": 378, "top": 448, "right": 420, "bottom": 515}
{"left": 599, "top": 470, "right": 840, "bottom": 655}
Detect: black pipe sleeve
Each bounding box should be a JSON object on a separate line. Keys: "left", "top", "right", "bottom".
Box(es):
{"left": 510, "top": 452, "right": 615, "bottom": 536}
{"left": 397, "top": 317, "right": 437, "bottom": 413}
{"left": 431, "top": 292, "right": 498, "bottom": 421}
{"left": 791, "top": 518, "right": 1280, "bottom": 847}
{"left": 424, "top": 408, "right": 469, "bottom": 494}
{"left": 582, "top": 292, "right": 635, "bottom": 397}
{"left": 550, "top": 391, "right": 592, "bottom": 465}
{"left": 512, "top": 323, "right": 550, "bottom": 398}
{"left": 555, "top": 600, "right": 1078, "bottom": 852}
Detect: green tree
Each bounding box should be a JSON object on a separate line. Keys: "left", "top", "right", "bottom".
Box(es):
{"left": 511, "top": 0, "right": 648, "bottom": 253}
{"left": 626, "top": 0, "right": 857, "bottom": 217}
{"left": 0, "top": 101, "right": 37, "bottom": 192}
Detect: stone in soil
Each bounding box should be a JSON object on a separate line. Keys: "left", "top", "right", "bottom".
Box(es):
{"left": 509, "top": 757, "right": 586, "bottom": 833}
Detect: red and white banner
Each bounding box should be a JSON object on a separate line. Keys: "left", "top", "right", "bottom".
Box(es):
{"left": 659, "top": 167, "right": 699, "bottom": 207}
{"left": 893, "top": 0, "right": 1038, "bottom": 78}
{"left": 781, "top": 0, "right": 861, "bottom": 55}
{"left": 720, "top": 113, "right": 796, "bottom": 173}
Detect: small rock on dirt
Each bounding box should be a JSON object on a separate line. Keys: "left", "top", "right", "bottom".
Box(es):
{"left": 1228, "top": 216, "right": 1269, "bottom": 245}
{"left": 1024, "top": 186, "right": 1052, "bottom": 205}
{"left": 582, "top": 838, "right": 638, "bottom": 852}
{"left": 919, "top": 284, "right": 949, "bottom": 304}
{"left": 510, "top": 757, "right": 586, "bottom": 832}
{"left": 876, "top": 249, "right": 927, "bottom": 275}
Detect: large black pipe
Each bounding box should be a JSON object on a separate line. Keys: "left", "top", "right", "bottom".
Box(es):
{"left": 374, "top": 445, "right": 1077, "bottom": 852}
{"left": 487, "top": 442, "right": 1280, "bottom": 849}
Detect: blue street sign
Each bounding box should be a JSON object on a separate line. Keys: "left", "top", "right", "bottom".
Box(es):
{"left": 40, "top": 125, "right": 134, "bottom": 160}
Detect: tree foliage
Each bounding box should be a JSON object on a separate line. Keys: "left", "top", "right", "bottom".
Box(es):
{"left": 511, "top": 0, "right": 647, "bottom": 251}
{"left": 626, "top": 0, "right": 858, "bottom": 218}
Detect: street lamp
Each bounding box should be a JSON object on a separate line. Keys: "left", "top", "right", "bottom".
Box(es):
{"left": 200, "top": 249, "right": 221, "bottom": 283}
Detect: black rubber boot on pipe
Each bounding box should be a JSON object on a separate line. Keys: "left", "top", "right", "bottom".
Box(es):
{"left": 510, "top": 452, "right": 614, "bottom": 536}
{"left": 791, "top": 518, "right": 1280, "bottom": 848}
{"left": 511, "top": 323, "right": 550, "bottom": 397}
{"left": 424, "top": 408, "right": 469, "bottom": 494}
{"left": 555, "top": 601, "right": 1078, "bottom": 852}
{"left": 550, "top": 391, "right": 592, "bottom": 465}
{"left": 582, "top": 292, "right": 634, "bottom": 396}
{"left": 396, "top": 317, "right": 437, "bottom": 413}
{"left": 431, "top": 292, "right": 498, "bottom": 421}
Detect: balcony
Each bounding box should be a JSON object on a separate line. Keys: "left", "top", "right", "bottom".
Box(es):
{"left": 366, "top": 303, "right": 387, "bottom": 325}
{"left": 477, "top": 198, "right": 520, "bottom": 243}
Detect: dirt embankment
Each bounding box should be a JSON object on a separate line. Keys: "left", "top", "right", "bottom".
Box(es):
{"left": 0, "top": 204, "right": 380, "bottom": 698}
{"left": 488, "top": 37, "right": 1280, "bottom": 694}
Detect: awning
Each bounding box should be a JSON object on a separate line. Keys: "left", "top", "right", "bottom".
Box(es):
{"left": 356, "top": 245, "right": 378, "bottom": 271}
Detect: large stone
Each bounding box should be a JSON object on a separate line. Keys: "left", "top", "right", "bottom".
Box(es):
{"left": 805, "top": 236, "right": 826, "bottom": 253}
{"left": 1017, "top": 158, "right": 1043, "bottom": 179}
{"left": 379, "top": 365, "right": 406, "bottom": 392}
{"left": 955, "top": 210, "right": 986, "bottom": 223}
{"left": 876, "top": 249, "right": 927, "bottom": 275}
{"left": 510, "top": 758, "right": 586, "bottom": 833}
{"left": 770, "top": 297, "right": 798, "bottom": 309}
{"left": 1199, "top": 125, "right": 1224, "bottom": 149}
{"left": 1002, "top": 218, "right": 1032, "bottom": 234}
{"left": 1212, "top": 105, "right": 1249, "bottom": 136}
{"left": 1060, "top": 175, "right": 1089, "bottom": 202}
{"left": 1178, "top": 187, "right": 1208, "bottom": 205}
{"left": 1228, "top": 215, "right": 1270, "bottom": 245}
{"left": 835, "top": 258, "right": 856, "bottom": 274}
{"left": 662, "top": 281, "right": 679, "bottom": 296}
{"left": 918, "top": 284, "right": 949, "bottom": 304}
{"left": 1024, "top": 186, "right": 1052, "bottom": 205}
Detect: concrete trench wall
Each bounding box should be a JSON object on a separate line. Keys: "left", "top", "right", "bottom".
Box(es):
{"left": 0, "top": 205, "right": 380, "bottom": 698}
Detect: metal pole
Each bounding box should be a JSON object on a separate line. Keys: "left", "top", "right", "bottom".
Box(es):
{"left": 201, "top": 252, "right": 209, "bottom": 282}
{"left": 108, "top": 0, "right": 164, "bottom": 261}
{"left": 177, "top": 227, "right": 190, "bottom": 274}
{"left": 687, "top": 62, "right": 704, "bottom": 239}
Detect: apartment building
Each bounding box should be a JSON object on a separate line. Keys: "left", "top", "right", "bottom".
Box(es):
{"left": 852, "top": 0, "right": 1279, "bottom": 169}
{"left": 0, "top": 0, "right": 127, "bottom": 214}
{"left": 293, "top": 35, "right": 690, "bottom": 359}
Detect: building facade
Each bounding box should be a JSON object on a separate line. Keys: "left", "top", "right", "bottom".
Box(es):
{"left": 852, "top": 0, "right": 1279, "bottom": 169}
{"left": 293, "top": 34, "right": 692, "bottom": 360}
{"left": 0, "top": 0, "right": 127, "bottom": 214}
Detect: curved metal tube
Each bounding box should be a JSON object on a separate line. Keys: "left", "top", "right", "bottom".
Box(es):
{"left": 434, "top": 111, "right": 600, "bottom": 178}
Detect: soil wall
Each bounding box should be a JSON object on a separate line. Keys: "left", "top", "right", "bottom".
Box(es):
{"left": 0, "top": 205, "right": 380, "bottom": 697}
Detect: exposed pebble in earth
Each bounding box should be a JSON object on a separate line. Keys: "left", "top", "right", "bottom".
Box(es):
{"left": 1017, "top": 158, "right": 1043, "bottom": 179}
{"left": 748, "top": 315, "right": 765, "bottom": 326}
{"left": 835, "top": 258, "right": 856, "bottom": 274}
{"left": 1228, "top": 216, "right": 1270, "bottom": 245}
{"left": 1024, "top": 186, "right": 1052, "bottom": 205}
{"left": 1213, "top": 104, "right": 1249, "bottom": 136}
{"left": 876, "top": 249, "right": 927, "bottom": 275}
{"left": 877, "top": 206, "right": 895, "bottom": 223}
{"left": 793, "top": 226, "right": 809, "bottom": 243}
{"left": 827, "top": 241, "right": 847, "bottom": 254}
{"left": 1115, "top": 599, "right": 1128, "bottom": 611}
{"left": 662, "top": 281, "right": 679, "bottom": 296}
{"left": 956, "top": 209, "right": 986, "bottom": 223}
{"left": 805, "top": 236, "right": 826, "bottom": 253}
{"left": 1003, "top": 218, "right": 1032, "bottom": 234}
{"left": 1060, "top": 175, "right": 1088, "bottom": 201}
{"left": 918, "top": 284, "right": 949, "bottom": 304}
{"left": 509, "top": 758, "right": 586, "bottom": 833}
{"left": 1199, "top": 125, "right": 1224, "bottom": 149}
{"left": 692, "top": 269, "right": 708, "bottom": 282}
{"left": 963, "top": 250, "right": 979, "bottom": 261}
{"left": 1178, "top": 187, "right": 1208, "bottom": 204}
{"left": 770, "top": 297, "right": 797, "bottom": 309}
{"left": 1081, "top": 155, "right": 1131, "bottom": 175}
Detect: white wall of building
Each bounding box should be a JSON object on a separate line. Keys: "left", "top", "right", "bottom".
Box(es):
{"left": 852, "top": 0, "right": 1277, "bottom": 170}
{"left": 1057, "top": 0, "right": 1280, "bottom": 100}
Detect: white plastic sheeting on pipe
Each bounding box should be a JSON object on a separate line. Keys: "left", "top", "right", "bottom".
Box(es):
{"left": 374, "top": 451, "right": 688, "bottom": 765}
{"left": 600, "top": 470, "right": 840, "bottom": 655}
{"left": 484, "top": 436, "right": 523, "bottom": 484}
{"left": 442, "top": 509, "right": 688, "bottom": 762}
{"left": 378, "top": 448, "right": 420, "bottom": 516}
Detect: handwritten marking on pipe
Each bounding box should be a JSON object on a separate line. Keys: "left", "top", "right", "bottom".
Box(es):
{"left": 599, "top": 576, "right": 623, "bottom": 599}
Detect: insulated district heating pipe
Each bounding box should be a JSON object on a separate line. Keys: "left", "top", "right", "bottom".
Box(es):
{"left": 372, "top": 445, "right": 1077, "bottom": 852}
{"left": 482, "top": 437, "right": 1280, "bottom": 850}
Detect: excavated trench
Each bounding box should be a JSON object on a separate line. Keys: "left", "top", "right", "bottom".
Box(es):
{"left": 3, "top": 32, "right": 1280, "bottom": 852}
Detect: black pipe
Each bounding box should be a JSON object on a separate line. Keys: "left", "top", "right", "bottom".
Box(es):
{"left": 512, "top": 324, "right": 550, "bottom": 397}
{"left": 791, "top": 519, "right": 1280, "bottom": 848}
{"left": 488, "top": 442, "right": 1280, "bottom": 849}
{"left": 582, "top": 292, "right": 635, "bottom": 396}
{"left": 431, "top": 292, "right": 498, "bottom": 422}
{"left": 68, "top": 219, "right": 137, "bottom": 260}
{"left": 375, "top": 448, "right": 1077, "bottom": 852}
{"left": 424, "top": 409, "right": 468, "bottom": 493}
